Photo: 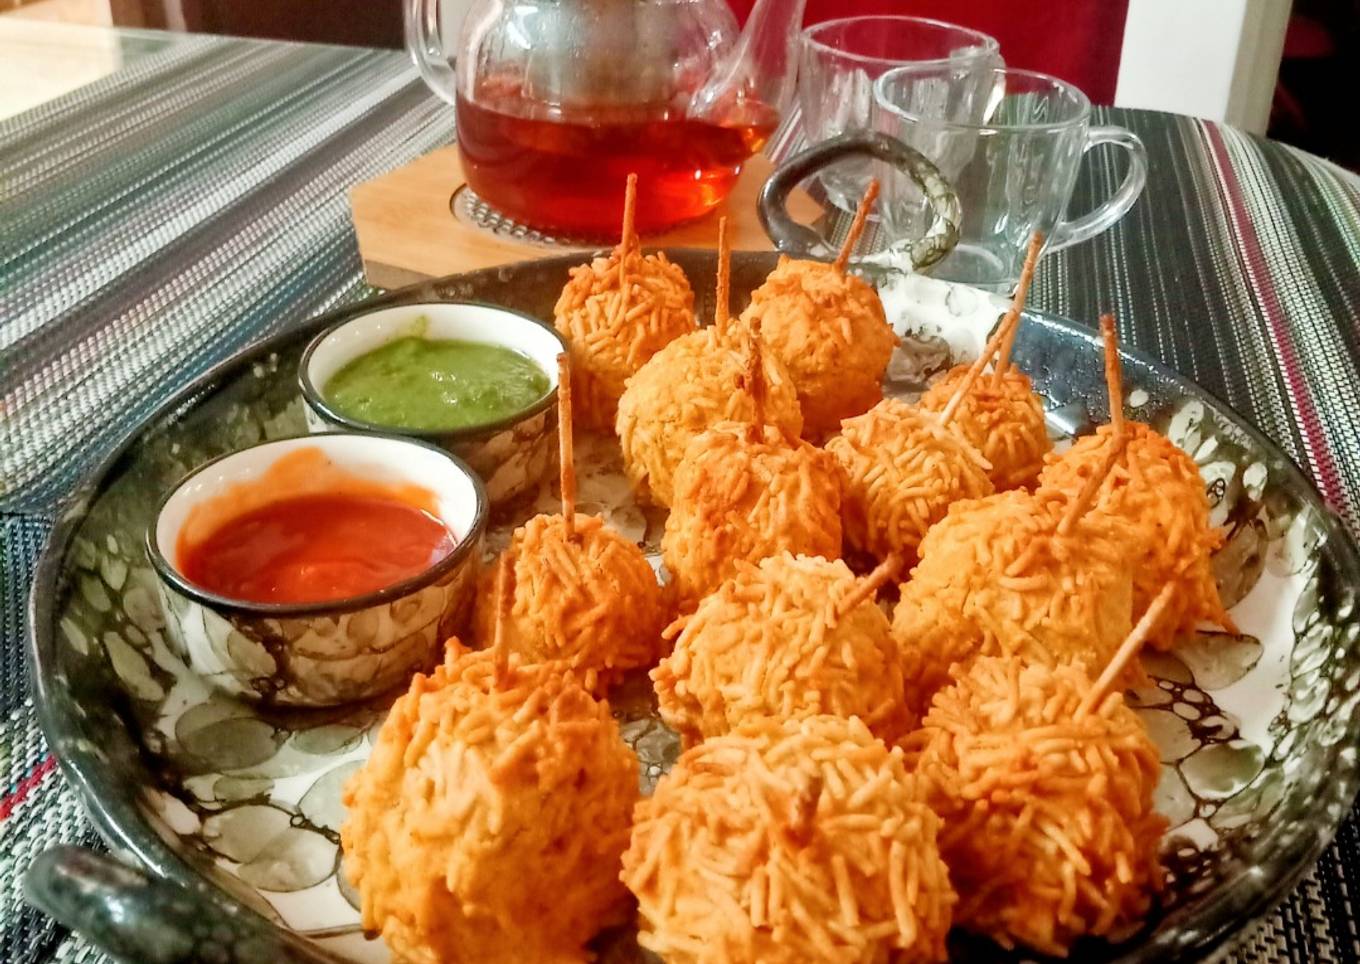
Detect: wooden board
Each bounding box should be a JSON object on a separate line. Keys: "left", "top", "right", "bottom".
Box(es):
{"left": 349, "top": 147, "right": 823, "bottom": 290}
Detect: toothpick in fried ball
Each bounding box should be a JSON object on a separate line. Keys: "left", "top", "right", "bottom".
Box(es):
{"left": 341, "top": 639, "right": 639, "bottom": 964}
{"left": 904, "top": 652, "right": 1167, "bottom": 957}
{"left": 736, "top": 182, "right": 897, "bottom": 439}
{"left": 918, "top": 234, "right": 1051, "bottom": 490}
{"left": 653, "top": 553, "right": 911, "bottom": 746}
{"left": 554, "top": 173, "right": 696, "bottom": 430}
{"left": 1038, "top": 314, "right": 1236, "bottom": 644}
{"left": 472, "top": 354, "right": 666, "bottom": 690}
{"left": 660, "top": 319, "right": 843, "bottom": 610}
{"left": 621, "top": 713, "right": 956, "bottom": 964}
{"left": 616, "top": 218, "right": 802, "bottom": 507}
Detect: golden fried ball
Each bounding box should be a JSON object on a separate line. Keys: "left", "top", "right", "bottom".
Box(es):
{"left": 653, "top": 553, "right": 910, "bottom": 745}
{"left": 892, "top": 490, "right": 1135, "bottom": 717}
{"left": 472, "top": 512, "right": 667, "bottom": 690}
{"left": 622, "top": 714, "right": 955, "bottom": 964}
{"left": 342, "top": 643, "right": 639, "bottom": 964}
{"left": 737, "top": 256, "right": 896, "bottom": 439}
{"left": 918, "top": 364, "right": 1052, "bottom": 490}
{"left": 905, "top": 656, "right": 1166, "bottom": 956}
{"left": 615, "top": 327, "right": 802, "bottom": 507}
{"left": 1038, "top": 422, "right": 1232, "bottom": 643}
{"left": 826, "top": 398, "right": 993, "bottom": 561}
{"left": 554, "top": 246, "right": 696, "bottom": 430}
{"left": 661, "top": 422, "right": 842, "bottom": 611}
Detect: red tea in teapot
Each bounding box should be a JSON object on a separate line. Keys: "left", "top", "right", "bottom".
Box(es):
{"left": 456, "top": 86, "right": 778, "bottom": 238}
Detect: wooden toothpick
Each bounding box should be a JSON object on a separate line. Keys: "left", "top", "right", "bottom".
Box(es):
{"left": 714, "top": 216, "right": 732, "bottom": 336}
{"left": 833, "top": 179, "right": 880, "bottom": 274}
{"left": 831, "top": 555, "right": 903, "bottom": 624}
{"left": 1076, "top": 582, "right": 1177, "bottom": 718}
{"left": 619, "top": 172, "right": 639, "bottom": 254}
{"left": 937, "top": 311, "right": 1017, "bottom": 428}
{"left": 1057, "top": 314, "right": 1127, "bottom": 535}
{"left": 492, "top": 555, "right": 513, "bottom": 690}
{"left": 743, "top": 314, "right": 767, "bottom": 443}
{"left": 1100, "top": 313, "right": 1125, "bottom": 438}
{"left": 557, "top": 352, "right": 577, "bottom": 540}
{"left": 610, "top": 173, "right": 639, "bottom": 325}
{"left": 991, "top": 232, "right": 1044, "bottom": 385}
{"left": 782, "top": 773, "right": 824, "bottom": 848}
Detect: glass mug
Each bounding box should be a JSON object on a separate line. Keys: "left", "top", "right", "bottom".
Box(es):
{"left": 874, "top": 65, "right": 1148, "bottom": 291}
{"left": 798, "top": 16, "right": 1001, "bottom": 216}
{"left": 762, "top": 65, "right": 1147, "bottom": 291}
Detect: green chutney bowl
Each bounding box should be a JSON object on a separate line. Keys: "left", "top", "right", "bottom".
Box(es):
{"left": 299, "top": 301, "right": 566, "bottom": 508}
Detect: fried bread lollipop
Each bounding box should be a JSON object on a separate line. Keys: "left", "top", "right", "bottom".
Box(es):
{"left": 905, "top": 631, "right": 1170, "bottom": 956}
{"left": 554, "top": 173, "right": 696, "bottom": 429}
{"left": 341, "top": 635, "right": 639, "bottom": 964}
{"left": 472, "top": 354, "right": 666, "bottom": 689}
{"left": 1037, "top": 317, "right": 1234, "bottom": 643}
{"left": 918, "top": 235, "right": 1051, "bottom": 490}
{"left": 892, "top": 488, "right": 1135, "bottom": 716}
{"left": 616, "top": 219, "right": 802, "bottom": 507}
{"left": 736, "top": 184, "right": 896, "bottom": 439}
{"left": 826, "top": 290, "right": 1081, "bottom": 562}
{"left": 660, "top": 320, "right": 843, "bottom": 610}
{"left": 653, "top": 553, "right": 911, "bottom": 746}
{"left": 622, "top": 713, "right": 955, "bottom": 964}
{"left": 893, "top": 323, "right": 1139, "bottom": 712}
{"left": 826, "top": 395, "right": 992, "bottom": 562}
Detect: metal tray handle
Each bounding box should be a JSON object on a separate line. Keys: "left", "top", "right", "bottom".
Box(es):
{"left": 26, "top": 846, "right": 342, "bottom": 964}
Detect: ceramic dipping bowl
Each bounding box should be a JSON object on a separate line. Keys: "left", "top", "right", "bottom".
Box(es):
{"left": 146, "top": 433, "right": 486, "bottom": 707}
{"left": 298, "top": 302, "right": 565, "bottom": 508}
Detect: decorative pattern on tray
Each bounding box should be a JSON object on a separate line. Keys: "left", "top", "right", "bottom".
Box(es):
{"left": 44, "top": 276, "right": 1360, "bottom": 962}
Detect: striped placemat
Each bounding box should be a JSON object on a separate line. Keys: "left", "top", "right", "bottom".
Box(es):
{"left": 3, "top": 30, "right": 1360, "bottom": 964}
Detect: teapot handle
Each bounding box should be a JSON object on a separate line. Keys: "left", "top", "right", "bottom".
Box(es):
{"left": 758, "top": 132, "right": 961, "bottom": 271}
{"left": 405, "top": 0, "right": 459, "bottom": 107}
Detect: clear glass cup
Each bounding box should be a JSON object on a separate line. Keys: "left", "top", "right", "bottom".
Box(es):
{"left": 873, "top": 64, "right": 1148, "bottom": 291}
{"left": 798, "top": 15, "right": 1001, "bottom": 215}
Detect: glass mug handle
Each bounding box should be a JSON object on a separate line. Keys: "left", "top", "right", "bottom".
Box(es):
{"left": 405, "top": 0, "right": 458, "bottom": 107}
{"left": 1048, "top": 126, "right": 1148, "bottom": 253}
{"left": 758, "top": 131, "right": 961, "bottom": 270}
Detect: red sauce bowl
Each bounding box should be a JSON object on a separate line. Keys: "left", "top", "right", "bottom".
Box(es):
{"left": 147, "top": 434, "right": 487, "bottom": 707}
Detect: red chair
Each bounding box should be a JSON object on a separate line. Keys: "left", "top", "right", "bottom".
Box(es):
{"left": 730, "top": 0, "right": 1131, "bottom": 105}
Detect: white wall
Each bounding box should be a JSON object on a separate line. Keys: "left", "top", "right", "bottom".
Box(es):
{"left": 1115, "top": 0, "right": 1292, "bottom": 134}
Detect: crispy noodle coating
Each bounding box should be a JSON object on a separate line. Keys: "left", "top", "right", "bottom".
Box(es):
{"left": 622, "top": 714, "right": 955, "bottom": 964}
{"left": 737, "top": 257, "right": 896, "bottom": 438}
{"left": 653, "top": 553, "right": 911, "bottom": 745}
{"left": 662, "top": 422, "right": 843, "bottom": 611}
{"left": 1038, "top": 422, "right": 1231, "bottom": 643}
{"left": 554, "top": 247, "right": 696, "bottom": 430}
{"left": 904, "top": 657, "right": 1166, "bottom": 957}
{"left": 892, "top": 490, "right": 1135, "bottom": 717}
{"left": 919, "top": 364, "right": 1052, "bottom": 490}
{"left": 826, "top": 398, "right": 993, "bottom": 561}
{"left": 472, "top": 513, "right": 667, "bottom": 690}
{"left": 616, "top": 327, "right": 802, "bottom": 507}
{"left": 341, "top": 643, "right": 639, "bottom": 964}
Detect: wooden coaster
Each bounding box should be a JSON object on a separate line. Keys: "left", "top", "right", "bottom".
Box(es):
{"left": 348, "top": 146, "right": 822, "bottom": 290}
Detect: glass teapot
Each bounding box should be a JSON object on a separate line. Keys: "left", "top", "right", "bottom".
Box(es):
{"left": 406, "top": 0, "right": 807, "bottom": 237}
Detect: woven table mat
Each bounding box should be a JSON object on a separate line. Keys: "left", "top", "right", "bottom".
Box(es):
{"left": 3, "top": 31, "right": 1360, "bottom": 964}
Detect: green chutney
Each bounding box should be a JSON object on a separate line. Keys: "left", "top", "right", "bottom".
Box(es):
{"left": 323, "top": 336, "right": 551, "bottom": 431}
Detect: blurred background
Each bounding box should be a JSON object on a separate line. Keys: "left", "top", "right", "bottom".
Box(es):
{"left": 2, "top": 0, "right": 1355, "bottom": 172}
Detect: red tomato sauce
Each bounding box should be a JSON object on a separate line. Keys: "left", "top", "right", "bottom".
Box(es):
{"left": 177, "top": 493, "right": 455, "bottom": 604}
